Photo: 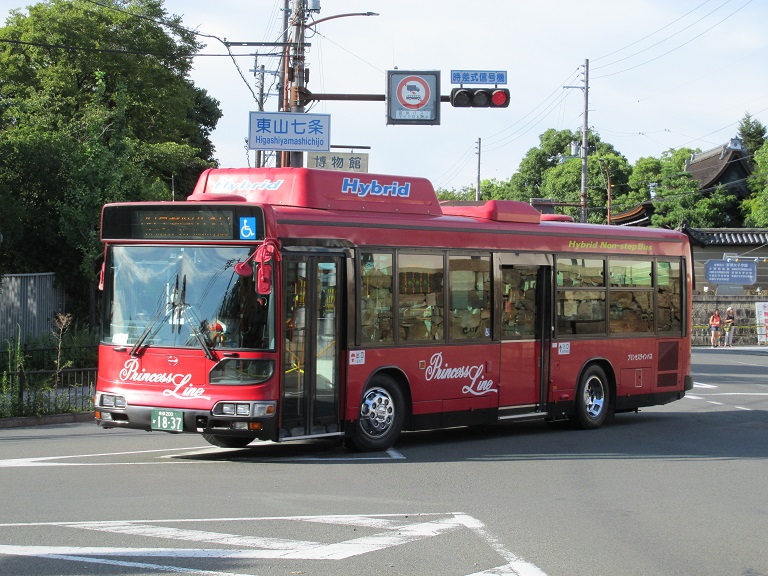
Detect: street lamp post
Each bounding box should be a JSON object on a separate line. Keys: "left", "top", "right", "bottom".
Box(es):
{"left": 286, "top": 2, "right": 378, "bottom": 167}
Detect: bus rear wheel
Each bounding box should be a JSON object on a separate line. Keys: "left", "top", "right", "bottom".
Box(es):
{"left": 349, "top": 374, "right": 405, "bottom": 452}
{"left": 202, "top": 434, "right": 256, "bottom": 448}
{"left": 574, "top": 365, "right": 611, "bottom": 429}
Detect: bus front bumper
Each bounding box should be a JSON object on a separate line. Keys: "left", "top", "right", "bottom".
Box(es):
{"left": 95, "top": 405, "right": 278, "bottom": 442}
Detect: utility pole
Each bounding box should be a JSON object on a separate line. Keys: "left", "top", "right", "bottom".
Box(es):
{"left": 563, "top": 59, "right": 589, "bottom": 223}
{"left": 251, "top": 55, "right": 267, "bottom": 167}
{"left": 604, "top": 162, "right": 612, "bottom": 225}
{"left": 580, "top": 59, "right": 589, "bottom": 223}
{"left": 476, "top": 138, "right": 481, "bottom": 201}
{"left": 276, "top": 0, "right": 290, "bottom": 167}
{"left": 289, "top": 0, "right": 308, "bottom": 168}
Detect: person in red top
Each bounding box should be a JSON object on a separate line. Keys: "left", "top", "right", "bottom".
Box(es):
{"left": 709, "top": 309, "right": 721, "bottom": 348}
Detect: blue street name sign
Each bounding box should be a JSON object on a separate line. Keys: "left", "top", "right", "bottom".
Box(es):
{"left": 248, "top": 111, "right": 331, "bottom": 152}
{"left": 450, "top": 70, "right": 508, "bottom": 85}
{"left": 704, "top": 260, "right": 757, "bottom": 285}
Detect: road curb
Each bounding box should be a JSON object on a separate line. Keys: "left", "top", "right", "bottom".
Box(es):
{"left": 0, "top": 412, "right": 94, "bottom": 429}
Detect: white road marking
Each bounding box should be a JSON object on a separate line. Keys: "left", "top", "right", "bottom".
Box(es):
{"left": 0, "top": 548, "right": 246, "bottom": 575}
{"left": 0, "top": 445, "right": 404, "bottom": 468}
{"left": 0, "top": 513, "right": 547, "bottom": 576}
{"left": 0, "top": 447, "right": 215, "bottom": 468}
{"left": 693, "top": 382, "right": 717, "bottom": 388}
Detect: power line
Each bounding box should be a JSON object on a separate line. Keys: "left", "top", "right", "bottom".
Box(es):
{"left": 593, "top": 0, "right": 733, "bottom": 70}
{"left": 592, "top": 0, "right": 717, "bottom": 62}
{"left": 593, "top": 0, "right": 753, "bottom": 79}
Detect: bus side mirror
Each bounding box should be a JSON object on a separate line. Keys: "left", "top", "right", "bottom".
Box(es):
{"left": 234, "top": 260, "right": 254, "bottom": 277}
{"left": 234, "top": 238, "right": 280, "bottom": 294}
{"left": 257, "top": 262, "right": 273, "bottom": 295}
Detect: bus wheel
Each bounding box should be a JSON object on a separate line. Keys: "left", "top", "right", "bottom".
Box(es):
{"left": 350, "top": 375, "right": 405, "bottom": 452}
{"left": 574, "top": 365, "right": 611, "bottom": 430}
{"left": 202, "top": 434, "right": 255, "bottom": 448}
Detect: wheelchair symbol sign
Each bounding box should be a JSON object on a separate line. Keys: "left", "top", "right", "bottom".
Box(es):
{"left": 239, "top": 217, "right": 257, "bottom": 240}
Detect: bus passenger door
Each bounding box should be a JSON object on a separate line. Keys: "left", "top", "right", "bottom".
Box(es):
{"left": 281, "top": 255, "right": 342, "bottom": 438}
{"left": 498, "top": 259, "right": 551, "bottom": 414}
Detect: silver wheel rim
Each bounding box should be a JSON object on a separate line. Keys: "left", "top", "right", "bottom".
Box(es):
{"left": 359, "top": 387, "right": 395, "bottom": 438}
{"left": 583, "top": 375, "right": 605, "bottom": 420}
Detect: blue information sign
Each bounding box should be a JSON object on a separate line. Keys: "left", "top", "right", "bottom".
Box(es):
{"left": 248, "top": 111, "right": 330, "bottom": 152}
{"left": 450, "top": 70, "right": 508, "bottom": 85}
{"left": 704, "top": 260, "right": 757, "bottom": 285}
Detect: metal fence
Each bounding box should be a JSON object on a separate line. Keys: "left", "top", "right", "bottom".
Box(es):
{"left": 0, "top": 367, "right": 96, "bottom": 418}
{"left": 1, "top": 345, "right": 97, "bottom": 418}
{"left": 0, "top": 273, "right": 66, "bottom": 345}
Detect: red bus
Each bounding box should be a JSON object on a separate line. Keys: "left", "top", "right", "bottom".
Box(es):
{"left": 95, "top": 167, "right": 693, "bottom": 451}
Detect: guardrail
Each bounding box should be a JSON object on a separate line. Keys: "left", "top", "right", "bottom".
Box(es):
{"left": 691, "top": 324, "right": 767, "bottom": 347}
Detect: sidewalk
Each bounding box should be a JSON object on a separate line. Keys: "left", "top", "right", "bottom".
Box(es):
{"left": 0, "top": 412, "right": 94, "bottom": 429}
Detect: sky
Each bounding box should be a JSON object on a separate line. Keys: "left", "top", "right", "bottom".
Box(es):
{"left": 2, "top": 0, "right": 767, "bottom": 191}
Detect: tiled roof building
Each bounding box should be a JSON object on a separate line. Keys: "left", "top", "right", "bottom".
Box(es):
{"left": 611, "top": 138, "right": 752, "bottom": 227}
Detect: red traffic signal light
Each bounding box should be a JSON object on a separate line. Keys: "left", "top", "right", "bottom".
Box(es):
{"left": 450, "top": 87, "right": 510, "bottom": 108}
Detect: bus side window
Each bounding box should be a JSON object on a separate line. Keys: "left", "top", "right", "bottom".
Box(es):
{"left": 501, "top": 266, "right": 537, "bottom": 340}
{"left": 450, "top": 255, "right": 491, "bottom": 341}
{"left": 360, "top": 252, "right": 394, "bottom": 343}
{"left": 398, "top": 253, "right": 444, "bottom": 342}
{"left": 657, "top": 259, "right": 682, "bottom": 334}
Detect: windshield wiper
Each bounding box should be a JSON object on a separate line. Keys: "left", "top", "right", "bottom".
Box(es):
{"left": 130, "top": 303, "right": 174, "bottom": 357}
{"left": 177, "top": 275, "right": 216, "bottom": 361}
{"left": 130, "top": 275, "right": 179, "bottom": 357}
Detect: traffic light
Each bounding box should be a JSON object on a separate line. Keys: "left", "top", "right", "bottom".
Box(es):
{"left": 450, "top": 87, "right": 510, "bottom": 108}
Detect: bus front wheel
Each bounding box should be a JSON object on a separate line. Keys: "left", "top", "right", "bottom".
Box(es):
{"left": 574, "top": 365, "right": 611, "bottom": 429}
{"left": 202, "top": 434, "right": 255, "bottom": 448}
{"left": 349, "top": 374, "right": 405, "bottom": 452}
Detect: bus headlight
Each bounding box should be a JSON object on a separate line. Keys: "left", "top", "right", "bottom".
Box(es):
{"left": 253, "top": 402, "right": 276, "bottom": 417}
{"left": 100, "top": 394, "right": 126, "bottom": 409}
{"left": 212, "top": 401, "right": 275, "bottom": 417}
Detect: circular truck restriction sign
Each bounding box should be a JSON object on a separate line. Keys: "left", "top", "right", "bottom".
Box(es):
{"left": 396, "top": 75, "right": 430, "bottom": 110}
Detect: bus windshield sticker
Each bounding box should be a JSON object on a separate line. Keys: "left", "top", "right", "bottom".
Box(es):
{"left": 239, "top": 217, "right": 257, "bottom": 240}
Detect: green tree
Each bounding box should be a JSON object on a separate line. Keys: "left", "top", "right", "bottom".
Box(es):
{"left": 738, "top": 112, "right": 766, "bottom": 155}
{"left": 499, "top": 129, "right": 631, "bottom": 223}
{"left": 743, "top": 139, "right": 768, "bottom": 226}
{"left": 435, "top": 185, "right": 476, "bottom": 201}
{"left": 0, "top": 0, "right": 222, "bottom": 320}
{"left": 649, "top": 148, "right": 740, "bottom": 228}
{"left": 506, "top": 128, "right": 579, "bottom": 202}
{"left": 625, "top": 156, "right": 661, "bottom": 205}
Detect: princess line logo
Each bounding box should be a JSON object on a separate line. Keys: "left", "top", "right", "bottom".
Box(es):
{"left": 423, "top": 352, "right": 497, "bottom": 396}
{"left": 118, "top": 358, "right": 210, "bottom": 400}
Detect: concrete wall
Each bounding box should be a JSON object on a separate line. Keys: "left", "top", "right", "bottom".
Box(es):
{"left": 692, "top": 295, "right": 767, "bottom": 347}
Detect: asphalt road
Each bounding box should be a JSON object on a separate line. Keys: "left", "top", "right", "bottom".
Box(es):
{"left": 0, "top": 346, "right": 766, "bottom": 576}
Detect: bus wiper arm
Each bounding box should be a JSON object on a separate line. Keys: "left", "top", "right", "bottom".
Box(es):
{"left": 130, "top": 275, "right": 179, "bottom": 357}
{"left": 177, "top": 280, "right": 216, "bottom": 361}
{"left": 130, "top": 305, "right": 172, "bottom": 357}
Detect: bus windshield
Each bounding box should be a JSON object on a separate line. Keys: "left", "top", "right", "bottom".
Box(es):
{"left": 102, "top": 245, "right": 274, "bottom": 351}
